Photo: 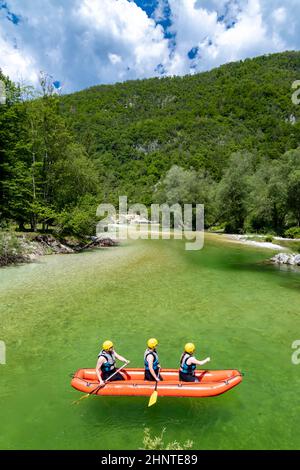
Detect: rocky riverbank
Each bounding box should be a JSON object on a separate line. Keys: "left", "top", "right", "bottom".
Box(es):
{"left": 0, "top": 232, "right": 118, "bottom": 268}
{"left": 270, "top": 253, "right": 300, "bottom": 266}
{"left": 224, "top": 234, "right": 287, "bottom": 250}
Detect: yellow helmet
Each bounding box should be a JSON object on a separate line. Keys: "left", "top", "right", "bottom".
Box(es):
{"left": 102, "top": 340, "right": 114, "bottom": 351}
{"left": 185, "top": 342, "right": 195, "bottom": 354}
{"left": 147, "top": 338, "right": 158, "bottom": 349}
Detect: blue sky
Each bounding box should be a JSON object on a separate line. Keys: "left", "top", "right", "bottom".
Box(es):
{"left": 0, "top": 0, "right": 299, "bottom": 92}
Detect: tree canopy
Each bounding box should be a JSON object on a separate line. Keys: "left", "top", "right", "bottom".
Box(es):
{"left": 1, "top": 51, "right": 300, "bottom": 236}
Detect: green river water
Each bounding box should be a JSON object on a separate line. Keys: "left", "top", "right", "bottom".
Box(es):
{"left": 0, "top": 235, "right": 300, "bottom": 450}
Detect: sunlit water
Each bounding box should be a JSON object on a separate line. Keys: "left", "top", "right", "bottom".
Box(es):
{"left": 0, "top": 235, "right": 300, "bottom": 450}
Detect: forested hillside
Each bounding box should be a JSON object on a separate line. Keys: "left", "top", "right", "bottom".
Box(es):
{"left": 62, "top": 51, "right": 300, "bottom": 204}
{"left": 1, "top": 51, "right": 300, "bottom": 237}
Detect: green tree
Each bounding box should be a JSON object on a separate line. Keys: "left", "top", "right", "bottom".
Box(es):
{"left": 247, "top": 160, "right": 288, "bottom": 234}
{"left": 1, "top": 72, "right": 100, "bottom": 233}
{"left": 50, "top": 143, "right": 99, "bottom": 211}
{"left": 287, "top": 170, "right": 300, "bottom": 226}
{"left": 0, "top": 70, "right": 24, "bottom": 225}
{"left": 55, "top": 194, "right": 100, "bottom": 238}
{"left": 154, "top": 165, "right": 217, "bottom": 227}
{"left": 216, "top": 152, "right": 254, "bottom": 233}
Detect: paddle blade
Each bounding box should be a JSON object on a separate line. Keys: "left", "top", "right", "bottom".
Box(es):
{"left": 79, "top": 393, "right": 90, "bottom": 401}
{"left": 148, "top": 391, "right": 158, "bottom": 407}
{"left": 72, "top": 393, "right": 90, "bottom": 405}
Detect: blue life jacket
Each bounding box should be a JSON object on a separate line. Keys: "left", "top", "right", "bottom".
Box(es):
{"left": 180, "top": 353, "right": 196, "bottom": 375}
{"left": 144, "top": 348, "right": 159, "bottom": 371}
{"left": 98, "top": 350, "right": 116, "bottom": 373}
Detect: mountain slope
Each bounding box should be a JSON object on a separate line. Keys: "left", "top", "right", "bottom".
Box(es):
{"left": 61, "top": 51, "right": 300, "bottom": 204}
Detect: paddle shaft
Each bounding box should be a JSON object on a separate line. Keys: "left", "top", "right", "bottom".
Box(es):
{"left": 73, "top": 362, "right": 129, "bottom": 404}
{"left": 91, "top": 362, "right": 128, "bottom": 395}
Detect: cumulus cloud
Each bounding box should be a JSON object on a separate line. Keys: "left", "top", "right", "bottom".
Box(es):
{"left": 0, "top": 0, "right": 169, "bottom": 90}
{"left": 0, "top": 0, "right": 299, "bottom": 91}
{"left": 167, "top": 0, "right": 294, "bottom": 73}
{"left": 0, "top": 31, "right": 37, "bottom": 84}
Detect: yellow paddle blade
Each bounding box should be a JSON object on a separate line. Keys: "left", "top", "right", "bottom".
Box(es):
{"left": 72, "top": 393, "right": 90, "bottom": 405}
{"left": 148, "top": 390, "right": 158, "bottom": 407}
{"left": 79, "top": 393, "right": 90, "bottom": 401}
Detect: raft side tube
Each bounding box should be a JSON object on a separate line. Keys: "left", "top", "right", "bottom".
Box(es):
{"left": 71, "top": 368, "right": 242, "bottom": 398}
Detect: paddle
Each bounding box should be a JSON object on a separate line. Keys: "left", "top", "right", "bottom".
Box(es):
{"left": 148, "top": 380, "right": 158, "bottom": 407}
{"left": 73, "top": 362, "right": 129, "bottom": 405}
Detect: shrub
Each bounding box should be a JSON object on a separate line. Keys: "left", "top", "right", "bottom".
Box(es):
{"left": 55, "top": 195, "right": 100, "bottom": 238}
{"left": 284, "top": 227, "right": 300, "bottom": 239}
{"left": 265, "top": 235, "right": 274, "bottom": 243}
{"left": 209, "top": 223, "right": 226, "bottom": 233}
{"left": 141, "top": 428, "right": 193, "bottom": 451}
{"left": 0, "top": 231, "right": 26, "bottom": 266}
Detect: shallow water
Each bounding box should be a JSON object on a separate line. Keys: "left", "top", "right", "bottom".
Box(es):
{"left": 0, "top": 236, "right": 300, "bottom": 450}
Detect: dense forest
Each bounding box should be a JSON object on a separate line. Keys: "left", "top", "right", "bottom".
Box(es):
{"left": 1, "top": 51, "right": 300, "bottom": 237}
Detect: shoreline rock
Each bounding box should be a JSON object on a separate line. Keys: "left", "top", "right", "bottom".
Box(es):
{"left": 270, "top": 253, "right": 300, "bottom": 265}
{"left": 0, "top": 233, "right": 119, "bottom": 268}
{"left": 223, "top": 234, "right": 286, "bottom": 251}
{"left": 33, "top": 235, "right": 75, "bottom": 254}
{"left": 76, "top": 237, "right": 119, "bottom": 251}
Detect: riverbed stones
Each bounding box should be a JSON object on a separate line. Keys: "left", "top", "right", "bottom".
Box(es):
{"left": 33, "top": 235, "right": 74, "bottom": 254}
{"left": 294, "top": 255, "right": 300, "bottom": 265}
{"left": 271, "top": 253, "right": 300, "bottom": 265}
{"left": 1, "top": 233, "right": 119, "bottom": 267}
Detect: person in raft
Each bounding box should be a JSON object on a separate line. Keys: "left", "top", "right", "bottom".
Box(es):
{"left": 179, "top": 343, "right": 210, "bottom": 382}
{"left": 96, "top": 340, "right": 129, "bottom": 385}
{"left": 144, "top": 338, "right": 163, "bottom": 381}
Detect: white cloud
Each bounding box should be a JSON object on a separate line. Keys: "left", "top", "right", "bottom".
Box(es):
{"left": 108, "top": 53, "right": 122, "bottom": 65}
{"left": 166, "top": 0, "right": 293, "bottom": 73}
{"left": 0, "top": 0, "right": 170, "bottom": 90}
{"left": 0, "top": 29, "right": 38, "bottom": 85}
{"left": 0, "top": 0, "right": 299, "bottom": 91}
{"left": 272, "top": 7, "right": 287, "bottom": 24}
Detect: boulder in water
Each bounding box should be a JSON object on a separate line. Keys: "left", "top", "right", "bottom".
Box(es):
{"left": 271, "top": 253, "right": 300, "bottom": 265}
{"left": 294, "top": 254, "right": 300, "bottom": 266}
{"left": 33, "top": 235, "right": 74, "bottom": 254}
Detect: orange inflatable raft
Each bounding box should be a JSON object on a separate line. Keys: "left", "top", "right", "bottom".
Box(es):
{"left": 71, "top": 368, "right": 242, "bottom": 398}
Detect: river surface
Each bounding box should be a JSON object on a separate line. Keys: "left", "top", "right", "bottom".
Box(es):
{"left": 0, "top": 235, "right": 300, "bottom": 450}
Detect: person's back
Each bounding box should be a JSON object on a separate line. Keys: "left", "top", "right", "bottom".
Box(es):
{"left": 96, "top": 340, "right": 129, "bottom": 385}
{"left": 144, "top": 338, "right": 163, "bottom": 381}
{"left": 179, "top": 343, "right": 210, "bottom": 382}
